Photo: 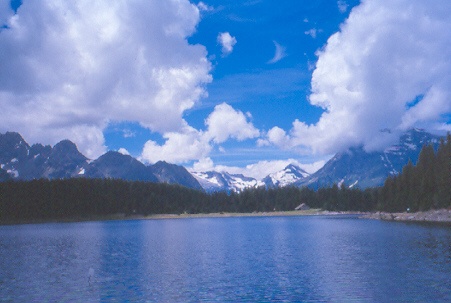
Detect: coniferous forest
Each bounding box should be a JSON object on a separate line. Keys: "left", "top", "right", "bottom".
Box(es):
{"left": 0, "top": 134, "right": 449, "bottom": 223}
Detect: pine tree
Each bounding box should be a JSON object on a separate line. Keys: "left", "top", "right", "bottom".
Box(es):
{"left": 434, "top": 134, "right": 451, "bottom": 208}
{"left": 415, "top": 144, "right": 436, "bottom": 211}
{"left": 400, "top": 159, "right": 415, "bottom": 212}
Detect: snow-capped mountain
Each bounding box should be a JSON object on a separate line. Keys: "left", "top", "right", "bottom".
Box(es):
{"left": 191, "top": 171, "right": 264, "bottom": 193}
{"left": 192, "top": 129, "right": 443, "bottom": 192}
{"left": 191, "top": 164, "right": 308, "bottom": 193}
{"left": 262, "top": 164, "right": 310, "bottom": 188}
{"left": 296, "top": 128, "right": 441, "bottom": 189}
{"left": 1, "top": 129, "right": 444, "bottom": 192}
{"left": 0, "top": 132, "right": 203, "bottom": 190}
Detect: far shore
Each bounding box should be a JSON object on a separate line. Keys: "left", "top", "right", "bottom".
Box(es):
{"left": 144, "top": 209, "right": 349, "bottom": 219}
{"left": 0, "top": 209, "right": 357, "bottom": 226}
{"left": 1, "top": 208, "right": 450, "bottom": 226}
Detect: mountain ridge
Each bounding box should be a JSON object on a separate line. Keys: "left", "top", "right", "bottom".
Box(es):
{"left": 295, "top": 128, "right": 441, "bottom": 189}
{"left": 0, "top": 129, "right": 444, "bottom": 192}
{"left": 0, "top": 132, "right": 202, "bottom": 190}
{"left": 191, "top": 128, "right": 443, "bottom": 191}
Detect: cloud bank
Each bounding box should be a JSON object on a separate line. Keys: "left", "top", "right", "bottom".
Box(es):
{"left": 0, "top": 0, "right": 211, "bottom": 158}
{"left": 265, "top": 0, "right": 451, "bottom": 155}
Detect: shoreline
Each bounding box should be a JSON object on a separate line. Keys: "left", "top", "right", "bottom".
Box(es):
{"left": 361, "top": 209, "right": 451, "bottom": 224}
{"left": 143, "top": 209, "right": 358, "bottom": 220}
{"left": 1, "top": 209, "right": 450, "bottom": 226}
{"left": 0, "top": 209, "right": 356, "bottom": 226}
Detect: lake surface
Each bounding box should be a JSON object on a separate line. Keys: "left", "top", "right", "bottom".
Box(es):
{"left": 0, "top": 215, "right": 450, "bottom": 302}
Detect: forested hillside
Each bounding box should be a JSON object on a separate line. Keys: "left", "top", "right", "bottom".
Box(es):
{"left": 378, "top": 133, "right": 451, "bottom": 212}
{"left": 0, "top": 134, "right": 449, "bottom": 223}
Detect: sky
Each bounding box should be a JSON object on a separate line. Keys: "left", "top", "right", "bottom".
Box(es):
{"left": 1, "top": 0, "right": 450, "bottom": 179}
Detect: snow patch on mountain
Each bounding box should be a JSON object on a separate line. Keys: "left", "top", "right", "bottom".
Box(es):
{"left": 193, "top": 163, "right": 309, "bottom": 192}
{"left": 191, "top": 171, "right": 264, "bottom": 193}
{"left": 349, "top": 180, "right": 359, "bottom": 188}
{"left": 227, "top": 174, "right": 264, "bottom": 192}
{"left": 7, "top": 169, "right": 19, "bottom": 178}
{"left": 262, "top": 164, "right": 310, "bottom": 188}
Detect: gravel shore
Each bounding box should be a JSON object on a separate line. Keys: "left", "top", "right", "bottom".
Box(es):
{"left": 362, "top": 209, "right": 451, "bottom": 224}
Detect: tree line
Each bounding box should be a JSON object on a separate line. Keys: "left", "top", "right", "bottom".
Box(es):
{"left": 377, "top": 133, "right": 450, "bottom": 212}
{"left": 0, "top": 179, "right": 320, "bottom": 222}
{"left": 0, "top": 134, "right": 449, "bottom": 223}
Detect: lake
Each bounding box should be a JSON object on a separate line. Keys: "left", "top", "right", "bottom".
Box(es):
{"left": 0, "top": 215, "right": 450, "bottom": 302}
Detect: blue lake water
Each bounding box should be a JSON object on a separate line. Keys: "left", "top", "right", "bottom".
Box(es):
{"left": 0, "top": 215, "right": 450, "bottom": 302}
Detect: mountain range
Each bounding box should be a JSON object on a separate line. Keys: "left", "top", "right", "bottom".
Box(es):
{"left": 0, "top": 129, "right": 443, "bottom": 192}
{"left": 191, "top": 128, "right": 441, "bottom": 191}
{"left": 296, "top": 129, "right": 441, "bottom": 189}
{"left": 0, "top": 132, "right": 203, "bottom": 190}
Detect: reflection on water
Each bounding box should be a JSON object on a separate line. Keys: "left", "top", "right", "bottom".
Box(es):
{"left": 0, "top": 216, "right": 450, "bottom": 302}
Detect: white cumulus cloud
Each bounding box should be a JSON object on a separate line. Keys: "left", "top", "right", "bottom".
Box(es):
{"left": 263, "top": 127, "right": 290, "bottom": 147}
{"left": 0, "top": 0, "right": 212, "bottom": 158}
{"left": 141, "top": 124, "right": 212, "bottom": 164}
{"left": 205, "top": 103, "right": 260, "bottom": 144}
{"left": 266, "top": 0, "right": 451, "bottom": 155}
{"left": 217, "top": 32, "right": 237, "bottom": 56}
{"left": 141, "top": 103, "right": 260, "bottom": 164}
{"left": 191, "top": 157, "right": 216, "bottom": 172}
{"left": 118, "top": 148, "right": 130, "bottom": 156}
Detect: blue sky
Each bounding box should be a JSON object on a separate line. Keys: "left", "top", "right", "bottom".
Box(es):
{"left": 1, "top": 0, "right": 450, "bottom": 179}
{"left": 105, "top": 0, "right": 360, "bottom": 166}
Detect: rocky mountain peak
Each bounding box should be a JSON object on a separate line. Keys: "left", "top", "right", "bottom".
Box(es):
{"left": 52, "top": 139, "right": 81, "bottom": 154}
{"left": 0, "top": 131, "right": 203, "bottom": 190}
{"left": 85, "top": 151, "right": 158, "bottom": 182}
{"left": 150, "top": 161, "right": 203, "bottom": 191}
{"left": 0, "top": 131, "right": 29, "bottom": 163}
